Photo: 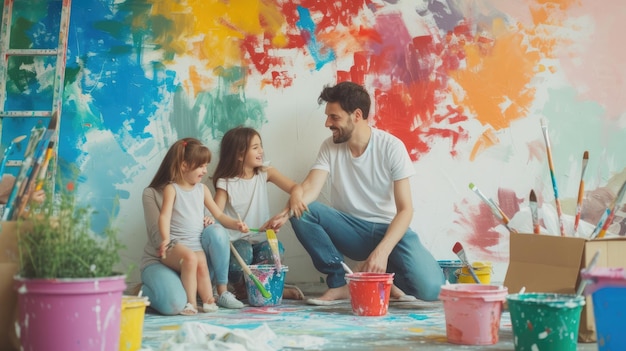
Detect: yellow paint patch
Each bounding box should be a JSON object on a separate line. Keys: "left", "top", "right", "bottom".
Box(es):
{"left": 146, "top": 0, "right": 288, "bottom": 94}
{"left": 408, "top": 327, "right": 424, "bottom": 333}
{"left": 160, "top": 325, "right": 181, "bottom": 331}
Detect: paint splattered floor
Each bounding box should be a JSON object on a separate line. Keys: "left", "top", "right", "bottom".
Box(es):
{"left": 140, "top": 285, "right": 599, "bottom": 350}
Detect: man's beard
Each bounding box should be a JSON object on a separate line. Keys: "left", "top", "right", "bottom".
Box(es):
{"left": 331, "top": 127, "right": 352, "bottom": 144}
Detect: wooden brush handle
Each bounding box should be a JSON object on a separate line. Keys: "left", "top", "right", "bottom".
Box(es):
{"left": 230, "top": 243, "right": 271, "bottom": 298}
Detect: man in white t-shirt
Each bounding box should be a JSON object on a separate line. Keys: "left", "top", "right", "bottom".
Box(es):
{"left": 288, "top": 81, "right": 444, "bottom": 305}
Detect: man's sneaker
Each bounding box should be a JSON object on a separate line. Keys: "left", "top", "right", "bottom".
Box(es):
{"left": 217, "top": 291, "right": 244, "bottom": 309}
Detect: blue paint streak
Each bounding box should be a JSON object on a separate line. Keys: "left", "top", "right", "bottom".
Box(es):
{"left": 408, "top": 313, "right": 429, "bottom": 321}
{"left": 296, "top": 6, "right": 336, "bottom": 70}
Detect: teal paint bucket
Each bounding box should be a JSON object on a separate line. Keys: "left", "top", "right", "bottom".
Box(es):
{"left": 438, "top": 260, "right": 463, "bottom": 284}
{"left": 581, "top": 267, "right": 626, "bottom": 350}
{"left": 244, "top": 264, "right": 288, "bottom": 307}
{"left": 507, "top": 293, "right": 585, "bottom": 351}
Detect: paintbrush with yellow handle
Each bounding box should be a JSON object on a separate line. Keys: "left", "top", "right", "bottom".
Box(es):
{"left": 265, "top": 229, "right": 282, "bottom": 270}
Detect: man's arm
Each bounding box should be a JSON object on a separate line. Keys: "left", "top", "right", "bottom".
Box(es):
{"left": 362, "top": 177, "right": 414, "bottom": 273}
{"left": 289, "top": 168, "right": 328, "bottom": 218}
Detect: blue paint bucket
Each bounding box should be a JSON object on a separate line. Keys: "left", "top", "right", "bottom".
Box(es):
{"left": 244, "top": 264, "right": 288, "bottom": 307}
{"left": 438, "top": 260, "right": 463, "bottom": 284}
{"left": 581, "top": 267, "right": 626, "bottom": 350}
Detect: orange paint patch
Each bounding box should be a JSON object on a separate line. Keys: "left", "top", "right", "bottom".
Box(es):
{"left": 470, "top": 128, "right": 500, "bottom": 161}
{"left": 452, "top": 19, "right": 540, "bottom": 132}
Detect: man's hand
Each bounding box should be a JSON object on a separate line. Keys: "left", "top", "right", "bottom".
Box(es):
{"left": 360, "top": 249, "right": 389, "bottom": 273}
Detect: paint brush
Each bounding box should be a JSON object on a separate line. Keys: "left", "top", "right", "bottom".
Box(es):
{"left": 0, "top": 135, "right": 27, "bottom": 177}
{"left": 230, "top": 242, "right": 271, "bottom": 298}
{"left": 11, "top": 113, "right": 58, "bottom": 219}
{"left": 265, "top": 229, "right": 282, "bottom": 270}
{"left": 340, "top": 261, "right": 354, "bottom": 275}
{"left": 15, "top": 133, "right": 58, "bottom": 218}
{"left": 576, "top": 250, "right": 600, "bottom": 296}
{"left": 595, "top": 179, "right": 626, "bottom": 239}
{"left": 574, "top": 151, "right": 589, "bottom": 234}
{"left": 35, "top": 133, "right": 57, "bottom": 191}
{"left": 488, "top": 197, "right": 511, "bottom": 225}
{"left": 540, "top": 119, "right": 566, "bottom": 236}
{"left": 468, "top": 182, "right": 512, "bottom": 232}
{"left": 452, "top": 242, "right": 481, "bottom": 284}
{"left": 529, "top": 190, "right": 540, "bottom": 234}
{"left": 589, "top": 208, "right": 610, "bottom": 239}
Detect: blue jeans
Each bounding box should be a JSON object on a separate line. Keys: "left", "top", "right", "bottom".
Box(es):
{"left": 289, "top": 201, "right": 444, "bottom": 301}
{"left": 140, "top": 223, "right": 230, "bottom": 315}
{"left": 228, "top": 239, "right": 285, "bottom": 283}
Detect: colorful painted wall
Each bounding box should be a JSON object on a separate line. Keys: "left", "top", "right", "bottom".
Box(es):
{"left": 2, "top": 0, "right": 626, "bottom": 286}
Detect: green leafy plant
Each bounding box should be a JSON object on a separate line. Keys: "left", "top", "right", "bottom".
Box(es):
{"left": 16, "top": 181, "right": 124, "bottom": 279}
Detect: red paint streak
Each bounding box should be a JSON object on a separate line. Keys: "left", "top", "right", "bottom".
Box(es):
{"left": 278, "top": 6, "right": 473, "bottom": 161}
{"left": 497, "top": 188, "right": 523, "bottom": 221}
{"left": 453, "top": 200, "right": 506, "bottom": 257}
{"left": 527, "top": 321, "right": 534, "bottom": 331}
{"left": 243, "top": 35, "right": 286, "bottom": 75}
{"left": 281, "top": 1, "right": 377, "bottom": 31}
{"left": 269, "top": 71, "right": 293, "bottom": 88}
{"left": 371, "top": 81, "right": 468, "bottom": 160}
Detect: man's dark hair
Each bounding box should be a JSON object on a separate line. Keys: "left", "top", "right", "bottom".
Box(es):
{"left": 318, "top": 81, "right": 371, "bottom": 119}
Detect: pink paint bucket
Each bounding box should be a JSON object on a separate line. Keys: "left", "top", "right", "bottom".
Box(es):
{"left": 439, "top": 284, "right": 508, "bottom": 345}
{"left": 14, "top": 275, "right": 126, "bottom": 351}
{"left": 346, "top": 272, "right": 394, "bottom": 316}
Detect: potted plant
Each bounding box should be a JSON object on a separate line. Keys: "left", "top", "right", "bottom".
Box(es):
{"left": 13, "top": 180, "right": 126, "bottom": 351}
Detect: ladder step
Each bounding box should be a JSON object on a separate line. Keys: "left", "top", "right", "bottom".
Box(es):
{"left": 0, "top": 111, "right": 52, "bottom": 117}
{"left": 4, "top": 49, "right": 58, "bottom": 56}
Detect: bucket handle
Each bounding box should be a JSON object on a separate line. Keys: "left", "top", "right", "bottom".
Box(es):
{"left": 481, "top": 295, "right": 507, "bottom": 302}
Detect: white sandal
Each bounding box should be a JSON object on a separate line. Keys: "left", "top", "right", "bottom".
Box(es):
{"left": 202, "top": 302, "right": 218, "bottom": 313}
{"left": 180, "top": 302, "right": 198, "bottom": 315}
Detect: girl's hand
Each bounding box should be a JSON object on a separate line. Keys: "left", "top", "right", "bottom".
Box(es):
{"left": 262, "top": 212, "right": 289, "bottom": 231}
{"left": 159, "top": 239, "right": 176, "bottom": 259}
{"left": 237, "top": 221, "right": 249, "bottom": 233}
{"left": 158, "top": 240, "right": 169, "bottom": 258}
{"left": 203, "top": 216, "right": 214, "bottom": 227}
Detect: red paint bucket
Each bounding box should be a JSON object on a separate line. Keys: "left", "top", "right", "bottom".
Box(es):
{"left": 346, "top": 272, "right": 394, "bottom": 316}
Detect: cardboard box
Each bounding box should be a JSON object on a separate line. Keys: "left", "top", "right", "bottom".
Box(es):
{"left": 504, "top": 232, "right": 626, "bottom": 343}
{"left": 0, "top": 221, "right": 21, "bottom": 351}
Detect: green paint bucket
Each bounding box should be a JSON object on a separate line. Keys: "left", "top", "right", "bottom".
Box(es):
{"left": 507, "top": 293, "right": 585, "bottom": 351}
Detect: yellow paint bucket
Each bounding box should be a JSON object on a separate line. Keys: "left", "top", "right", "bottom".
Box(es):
{"left": 458, "top": 261, "right": 493, "bottom": 284}
{"left": 119, "top": 296, "right": 150, "bottom": 351}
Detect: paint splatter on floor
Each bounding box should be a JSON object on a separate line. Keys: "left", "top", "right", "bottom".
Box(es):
{"left": 141, "top": 299, "right": 523, "bottom": 350}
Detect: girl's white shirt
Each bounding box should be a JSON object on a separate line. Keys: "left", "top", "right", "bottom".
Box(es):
{"left": 216, "top": 171, "right": 270, "bottom": 243}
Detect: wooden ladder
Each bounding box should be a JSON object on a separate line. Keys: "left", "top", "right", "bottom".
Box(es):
{"left": 0, "top": 0, "right": 71, "bottom": 169}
